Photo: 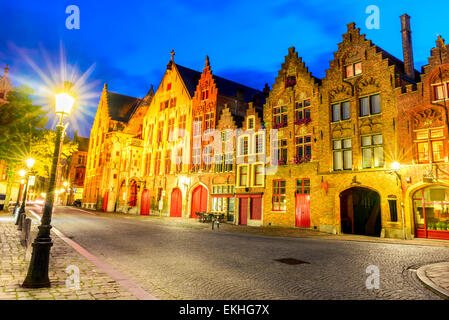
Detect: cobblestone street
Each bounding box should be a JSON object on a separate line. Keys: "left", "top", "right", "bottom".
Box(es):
{"left": 11, "top": 204, "right": 449, "bottom": 300}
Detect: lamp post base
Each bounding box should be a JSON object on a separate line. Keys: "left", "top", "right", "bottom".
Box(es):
{"left": 22, "top": 233, "right": 53, "bottom": 288}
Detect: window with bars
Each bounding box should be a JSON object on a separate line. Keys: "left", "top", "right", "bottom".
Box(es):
{"left": 167, "top": 118, "right": 175, "bottom": 140}
{"left": 345, "top": 62, "right": 362, "bottom": 78}
{"left": 415, "top": 128, "right": 445, "bottom": 163}
{"left": 157, "top": 122, "right": 163, "bottom": 143}
{"left": 253, "top": 164, "right": 264, "bottom": 186}
{"left": 170, "top": 97, "right": 177, "bottom": 108}
{"left": 361, "top": 134, "right": 384, "bottom": 168}
{"left": 176, "top": 148, "right": 183, "bottom": 173}
{"left": 275, "top": 139, "right": 288, "bottom": 165}
{"left": 272, "top": 180, "right": 286, "bottom": 211}
{"left": 145, "top": 152, "right": 151, "bottom": 175}
{"left": 332, "top": 101, "right": 350, "bottom": 122}
{"left": 295, "top": 136, "right": 312, "bottom": 163}
{"left": 273, "top": 106, "right": 288, "bottom": 128}
{"left": 360, "top": 94, "right": 381, "bottom": 117}
{"left": 333, "top": 138, "right": 352, "bottom": 170}
{"left": 154, "top": 152, "right": 161, "bottom": 175}
{"left": 178, "top": 115, "right": 186, "bottom": 138}
{"left": 239, "top": 136, "right": 249, "bottom": 156}
{"left": 205, "top": 112, "right": 214, "bottom": 130}
{"left": 164, "top": 150, "right": 171, "bottom": 174}
{"left": 255, "top": 133, "right": 264, "bottom": 154}
{"left": 202, "top": 145, "right": 212, "bottom": 171}
{"left": 238, "top": 165, "right": 248, "bottom": 187}
{"left": 201, "top": 89, "right": 209, "bottom": 100}
{"left": 433, "top": 83, "right": 449, "bottom": 101}
{"left": 296, "top": 179, "right": 310, "bottom": 194}
{"left": 295, "top": 99, "right": 311, "bottom": 123}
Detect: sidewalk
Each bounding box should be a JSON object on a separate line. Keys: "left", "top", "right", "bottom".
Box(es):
{"left": 0, "top": 211, "right": 136, "bottom": 300}
{"left": 417, "top": 263, "right": 449, "bottom": 299}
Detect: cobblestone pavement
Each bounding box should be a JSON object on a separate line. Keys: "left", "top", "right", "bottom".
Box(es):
{"left": 31, "top": 204, "right": 449, "bottom": 300}
{"left": 417, "top": 262, "right": 449, "bottom": 298}
{"left": 0, "top": 212, "right": 136, "bottom": 300}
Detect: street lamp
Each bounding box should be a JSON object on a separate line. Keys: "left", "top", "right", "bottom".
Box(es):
{"left": 23, "top": 83, "right": 75, "bottom": 288}
{"left": 13, "top": 169, "right": 26, "bottom": 216}
{"left": 17, "top": 158, "right": 35, "bottom": 223}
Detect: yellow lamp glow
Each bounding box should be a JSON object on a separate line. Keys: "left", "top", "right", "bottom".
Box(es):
{"left": 19, "top": 169, "right": 26, "bottom": 177}
{"left": 55, "top": 93, "right": 75, "bottom": 116}
{"left": 391, "top": 162, "right": 400, "bottom": 170}
{"left": 26, "top": 158, "right": 35, "bottom": 168}
{"left": 63, "top": 181, "right": 68, "bottom": 187}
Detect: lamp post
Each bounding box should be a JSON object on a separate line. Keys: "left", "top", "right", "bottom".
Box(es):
{"left": 17, "top": 159, "right": 35, "bottom": 224}
{"left": 13, "top": 169, "right": 26, "bottom": 216}
{"left": 22, "top": 83, "right": 75, "bottom": 288}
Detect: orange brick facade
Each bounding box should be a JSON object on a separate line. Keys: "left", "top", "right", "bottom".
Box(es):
{"left": 83, "top": 16, "right": 449, "bottom": 240}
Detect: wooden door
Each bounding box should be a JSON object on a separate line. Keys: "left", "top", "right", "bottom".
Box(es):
{"left": 191, "top": 185, "right": 207, "bottom": 218}
{"left": 250, "top": 197, "right": 262, "bottom": 220}
{"left": 140, "top": 189, "right": 150, "bottom": 216}
{"left": 170, "top": 188, "right": 182, "bottom": 217}
{"left": 295, "top": 194, "right": 310, "bottom": 228}
{"left": 102, "top": 191, "right": 109, "bottom": 212}
{"left": 239, "top": 198, "right": 248, "bottom": 225}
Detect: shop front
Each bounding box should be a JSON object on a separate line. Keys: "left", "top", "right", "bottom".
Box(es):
{"left": 413, "top": 185, "right": 449, "bottom": 240}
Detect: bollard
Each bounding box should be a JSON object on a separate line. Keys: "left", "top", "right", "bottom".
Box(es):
{"left": 14, "top": 207, "right": 20, "bottom": 225}
{"left": 17, "top": 213, "right": 25, "bottom": 231}
{"left": 20, "top": 218, "right": 31, "bottom": 247}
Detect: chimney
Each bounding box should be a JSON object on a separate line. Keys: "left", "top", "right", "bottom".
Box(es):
{"left": 400, "top": 14, "right": 415, "bottom": 80}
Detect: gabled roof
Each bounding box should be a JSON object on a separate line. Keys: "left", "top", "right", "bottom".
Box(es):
{"left": 106, "top": 92, "right": 141, "bottom": 123}
{"left": 374, "top": 45, "right": 420, "bottom": 81}
{"left": 175, "top": 64, "right": 263, "bottom": 103}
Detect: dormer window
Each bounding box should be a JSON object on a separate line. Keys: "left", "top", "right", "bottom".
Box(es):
{"left": 247, "top": 116, "right": 255, "bottom": 130}
{"left": 345, "top": 62, "right": 362, "bottom": 78}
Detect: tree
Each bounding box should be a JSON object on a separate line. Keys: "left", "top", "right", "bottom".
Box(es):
{"left": 0, "top": 86, "right": 47, "bottom": 212}
{"left": 32, "top": 130, "right": 78, "bottom": 180}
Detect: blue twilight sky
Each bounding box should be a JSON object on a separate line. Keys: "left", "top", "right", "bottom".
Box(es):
{"left": 0, "top": 0, "right": 448, "bottom": 137}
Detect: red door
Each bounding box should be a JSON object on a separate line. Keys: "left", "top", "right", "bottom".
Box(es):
{"left": 250, "top": 197, "right": 262, "bottom": 220}
{"left": 129, "top": 181, "right": 137, "bottom": 206}
{"left": 170, "top": 188, "right": 182, "bottom": 217}
{"left": 239, "top": 198, "right": 248, "bottom": 225}
{"left": 191, "top": 185, "right": 208, "bottom": 218}
{"left": 295, "top": 194, "right": 310, "bottom": 228}
{"left": 102, "top": 191, "right": 109, "bottom": 212}
{"left": 141, "top": 189, "right": 150, "bottom": 216}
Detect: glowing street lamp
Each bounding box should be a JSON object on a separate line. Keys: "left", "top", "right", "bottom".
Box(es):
{"left": 391, "top": 161, "right": 401, "bottom": 170}
{"left": 23, "top": 82, "right": 75, "bottom": 288}
{"left": 17, "top": 158, "right": 35, "bottom": 221}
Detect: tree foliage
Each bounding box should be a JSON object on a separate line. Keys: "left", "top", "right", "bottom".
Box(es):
{"left": 32, "top": 130, "right": 79, "bottom": 179}
{"left": 0, "top": 86, "right": 48, "bottom": 165}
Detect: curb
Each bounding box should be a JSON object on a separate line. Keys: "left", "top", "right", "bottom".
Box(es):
{"left": 416, "top": 262, "right": 449, "bottom": 299}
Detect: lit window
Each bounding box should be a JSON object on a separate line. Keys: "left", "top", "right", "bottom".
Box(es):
{"left": 295, "top": 136, "right": 312, "bottom": 163}
{"left": 333, "top": 138, "right": 352, "bottom": 170}
{"left": 275, "top": 139, "right": 288, "bottom": 165}
{"left": 415, "top": 128, "right": 445, "bottom": 163}
{"left": 345, "top": 62, "right": 362, "bottom": 78}
{"left": 295, "top": 99, "right": 311, "bottom": 123}
{"left": 361, "top": 134, "right": 384, "bottom": 168}
{"left": 273, "top": 106, "right": 288, "bottom": 128}
{"left": 296, "top": 179, "right": 310, "bottom": 194}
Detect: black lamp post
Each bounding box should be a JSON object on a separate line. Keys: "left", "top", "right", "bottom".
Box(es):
{"left": 16, "top": 160, "right": 35, "bottom": 225}
{"left": 13, "top": 170, "right": 26, "bottom": 217}
{"left": 22, "top": 84, "right": 74, "bottom": 288}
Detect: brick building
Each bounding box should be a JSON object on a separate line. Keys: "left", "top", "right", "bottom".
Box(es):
{"left": 82, "top": 14, "right": 449, "bottom": 241}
